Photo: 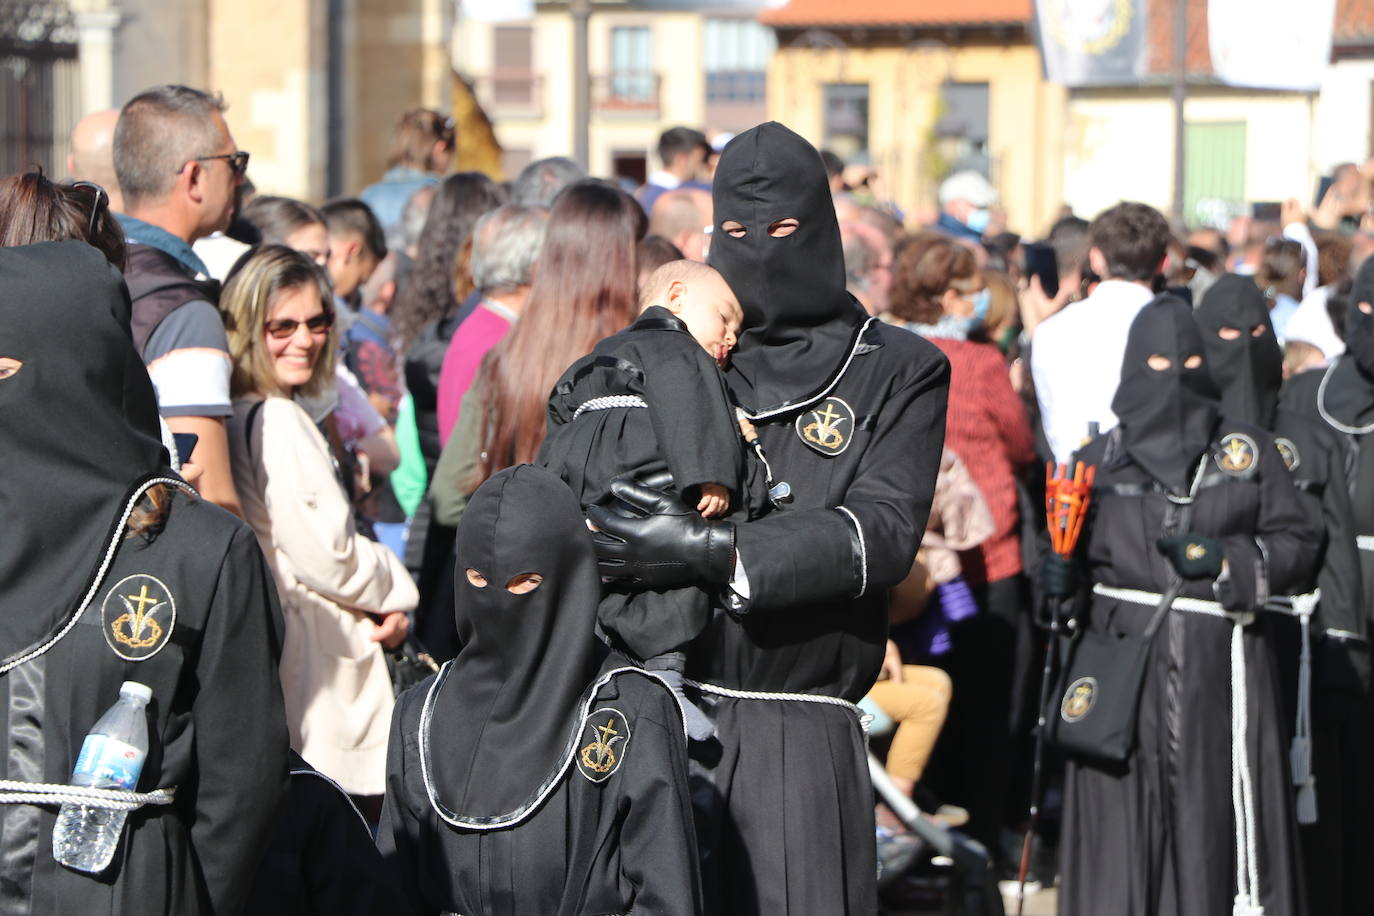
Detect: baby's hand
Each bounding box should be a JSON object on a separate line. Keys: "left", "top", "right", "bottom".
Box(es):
{"left": 697, "top": 483, "right": 730, "bottom": 518}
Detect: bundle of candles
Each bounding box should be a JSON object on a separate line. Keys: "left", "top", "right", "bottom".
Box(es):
{"left": 1045, "top": 461, "right": 1096, "bottom": 557}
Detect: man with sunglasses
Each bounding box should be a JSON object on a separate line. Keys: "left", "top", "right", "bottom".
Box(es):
{"left": 113, "top": 84, "right": 249, "bottom": 516}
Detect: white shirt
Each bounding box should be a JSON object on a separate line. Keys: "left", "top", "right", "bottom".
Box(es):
{"left": 1285, "top": 284, "right": 1346, "bottom": 359}
{"left": 646, "top": 170, "right": 681, "bottom": 191}
{"left": 1031, "top": 279, "right": 1157, "bottom": 464}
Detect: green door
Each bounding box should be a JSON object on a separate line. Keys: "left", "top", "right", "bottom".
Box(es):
{"left": 1184, "top": 121, "right": 1247, "bottom": 228}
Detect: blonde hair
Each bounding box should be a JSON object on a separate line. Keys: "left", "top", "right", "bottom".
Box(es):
{"left": 221, "top": 245, "right": 337, "bottom": 399}
{"left": 639, "top": 258, "right": 723, "bottom": 309}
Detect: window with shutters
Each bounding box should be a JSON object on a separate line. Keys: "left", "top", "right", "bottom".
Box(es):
{"left": 490, "top": 25, "right": 535, "bottom": 108}
{"left": 823, "top": 84, "right": 869, "bottom": 161}
{"left": 610, "top": 26, "right": 654, "bottom": 104}
{"left": 703, "top": 19, "right": 773, "bottom": 105}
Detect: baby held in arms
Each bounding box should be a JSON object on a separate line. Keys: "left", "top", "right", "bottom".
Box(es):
{"left": 540, "top": 260, "right": 753, "bottom": 739}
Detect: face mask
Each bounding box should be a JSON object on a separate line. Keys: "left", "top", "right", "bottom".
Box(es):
{"left": 966, "top": 208, "right": 991, "bottom": 234}
{"left": 971, "top": 287, "right": 991, "bottom": 321}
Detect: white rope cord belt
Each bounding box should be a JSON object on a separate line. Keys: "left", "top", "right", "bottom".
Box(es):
{"left": 1092, "top": 583, "right": 1265, "bottom": 915}
{"left": 684, "top": 678, "right": 874, "bottom": 732}
{"left": 571, "top": 395, "right": 648, "bottom": 421}
{"left": 0, "top": 780, "right": 174, "bottom": 811}
{"left": 1357, "top": 535, "right": 1374, "bottom": 552}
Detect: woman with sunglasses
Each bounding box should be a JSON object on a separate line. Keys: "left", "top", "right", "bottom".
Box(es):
{"left": 222, "top": 245, "right": 417, "bottom": 818}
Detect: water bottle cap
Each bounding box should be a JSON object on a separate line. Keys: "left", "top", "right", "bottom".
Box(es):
{"left": 119, "top": 681, "right": 152, "bottom": 704}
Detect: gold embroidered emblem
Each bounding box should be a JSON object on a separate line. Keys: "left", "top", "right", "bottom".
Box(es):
{"left": 576, "top": 708, "right": 630, "bottom": 783}
{"left": 1275, "top": 437, "right": 1300, "bottom": 472}
{"left": 1185, "top": 543, "right": 1207, "bottom": 561}
{"left": 102, "top": 575, "right": 175, "bottom": 661}
{"left": 795, "top": 397, "right": 856, "bottom": 456}
{"left": 1216, "top": 433, "right": 1257, "bottom": 475}
{"left": 1061, "top": 677, "right": 1097, "bottom": 722}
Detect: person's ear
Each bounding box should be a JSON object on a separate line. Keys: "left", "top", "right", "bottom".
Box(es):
{"left": 378, "top": 280, "right": 397, "bottom": 312}
{"left": 664, "top": 280, "right": 688, "bottom": 313}
{"left": 941, "top": 287, "right": 968, "bottom": 317}
{"left": 1088, "top": 246, "right": 1108, "bottom": 278}
{"left": 184, "top": 161, "right": 205, "bottom": 205}
{"left": 343, "top": 238, "right": 362, "bottom": 265}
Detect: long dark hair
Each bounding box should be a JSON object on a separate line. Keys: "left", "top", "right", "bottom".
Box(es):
{"left": 391, "top": 172, "right": 507, "bottom": 351}
{"left": 470, "top": 180, "right": 644, "bottom": 486}
{"left": 0, "top": 170, "right": 126, "bottom": 269}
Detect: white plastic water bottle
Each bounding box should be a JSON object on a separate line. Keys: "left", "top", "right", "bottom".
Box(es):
{"left": 52, "top": 681, "right": 152, "bottom": 874}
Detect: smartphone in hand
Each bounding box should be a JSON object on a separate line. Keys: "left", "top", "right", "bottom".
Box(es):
{"left": 1023, "top": 242, "right": 1060, "bottom": 300}
{"left": 171, "top": 432, "right": 199, "bottom": 464}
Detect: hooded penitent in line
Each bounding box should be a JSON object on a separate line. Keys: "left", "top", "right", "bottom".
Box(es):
{"left": 377, "top": 464, "right": 701, "bottom": 916}
{"left": 1058, "top": 295, "right": 1316, "bottom": 916}
{"left": 0, "top": 241, "right": 287, "bottom": 915}
{"left": 589, "top": 121, "right": 951, "bottom": 915}
{"left": 1279, "top": 258, "right": 1374, "bottom": 915}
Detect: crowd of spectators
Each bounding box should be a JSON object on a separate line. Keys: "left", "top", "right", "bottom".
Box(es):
{"left": 12, "top": 85, "right": 1374, "bottom": 911}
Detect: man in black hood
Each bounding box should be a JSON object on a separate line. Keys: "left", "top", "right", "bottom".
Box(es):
{"left": 1054, "top": 295, "right": 1317, "bottom": 916}
{"left": 1198, "top": 274, "right": 1369, "bottom": 916}
{"left": 590, "top": 123, "right": 950, "bottom": 913}
{"left": 1279, "top": 259, "right": 1374, "bottom": 914}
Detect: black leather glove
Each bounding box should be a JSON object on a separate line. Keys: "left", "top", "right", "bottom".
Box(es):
{"left": 587, "top": 477, "right": 737, "bottom": 589}
{"left": 1156, "top": 534, "right": 1224, "bottom": 580}
{"left": 1040, "top": 553, "right": 1078, "bottom": 598}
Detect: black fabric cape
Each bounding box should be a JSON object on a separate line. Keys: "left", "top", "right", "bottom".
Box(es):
{"left": 1059, "top": 423, "right": 1318, "bottom": 916}
{"left": 0, "top": 242, "right": 289, "bottom": 915}
{"left": 377, "top": 465, "right": 699, "bottom": 915}
{"left": 539, "top": 306, "right": 747, "bottom": 657}
{"left": 379, "top": 664, "right": 699, "bottom": 916}
{"left": 688, "top": 121, "right": 950, "bottom": 916}
{"left": 244, "top": 751, "right": 401, "bottom": 916}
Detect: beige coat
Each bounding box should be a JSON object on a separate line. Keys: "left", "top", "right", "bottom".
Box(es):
{"left": 229, "top": 395, "right": 418, "bottom": 796}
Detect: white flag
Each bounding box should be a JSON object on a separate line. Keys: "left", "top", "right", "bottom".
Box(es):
{"left": 1208, "top": 0, "right": 1335, "bottom": 91}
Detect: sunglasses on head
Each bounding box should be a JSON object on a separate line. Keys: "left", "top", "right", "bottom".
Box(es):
{"left": 179, "top": 150, "right": 251, "bottom": 176}
{"left": 264, "top": 311, "right": 334, "bottom": 339}
{"left": 68, "top": 180, "right": 109, "bottom": 238}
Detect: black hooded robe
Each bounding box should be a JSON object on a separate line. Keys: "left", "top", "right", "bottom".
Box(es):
{"left": 244, "top": 751, "right": 403, "bottom": 916}
{"left": 377, "top": 466, "right": 701, "bottom": 916}
{"left": 539, "top": 306, "right": 747, "bottom": 658}
{"left": 0, "top": 242, "right": 289, "bottom": 915}
{"left": 1059, "top": 297, "right": 1317, "bottom": 916}
{"left": 1278, "top": 263, "right": 1374, "bottom": 915}
{"left": 1198, "top": 275, "right": 1368, "bottom": 916}
{"left": 683, "top": 123, "right": 949, "bottom": 915}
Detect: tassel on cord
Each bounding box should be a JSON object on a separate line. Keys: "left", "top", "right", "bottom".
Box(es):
{"left": 1289, "top": 592, "right": 1320, "bottom": 825}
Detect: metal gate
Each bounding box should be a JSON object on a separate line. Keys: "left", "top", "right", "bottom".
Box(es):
{"left": 0, "top": 2, "right": 80, "bottom": 178}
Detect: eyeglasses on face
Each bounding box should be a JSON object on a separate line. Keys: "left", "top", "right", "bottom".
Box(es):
{"left": 68, "top": 180, "right": 109, "bottom": 238}
{"left": 178, "top": 150, "right": 250, "bottom": 176}
{"left": 264, "top": 311, "right": 334, "bottom": 339}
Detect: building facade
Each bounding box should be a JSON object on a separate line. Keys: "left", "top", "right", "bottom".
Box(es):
{"left": 453, "top": 0, "right": 776, "bottom": 182}
{"left": 1056, "top": 0, "right": 1374, "bottom": 228}
{"left": 12, "top": 0, "right": 450, "bottom": 203}
{"left": 761, "top": 0, "right": 1067, "bottom": 236}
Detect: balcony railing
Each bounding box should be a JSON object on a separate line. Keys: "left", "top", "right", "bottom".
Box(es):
{"left": 705, "top": 71, "right": 766, "bottom": 105}
{"left": 592, "top": 71, "right": 661, "bottom": 118}
{"left": 472, "top": 71, "right": 544, "bottom": 119}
